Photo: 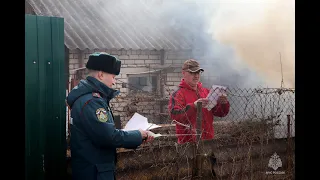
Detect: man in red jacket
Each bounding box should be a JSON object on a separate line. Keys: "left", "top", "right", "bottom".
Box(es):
{"left": 168, "top": 59, "right": 230, "bottom": 144}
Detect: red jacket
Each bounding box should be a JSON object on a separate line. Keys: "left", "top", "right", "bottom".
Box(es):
{"left": 168, "top": 79, "right": 230, "bottom": 144}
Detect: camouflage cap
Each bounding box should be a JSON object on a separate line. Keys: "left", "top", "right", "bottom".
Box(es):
{"left": 182, "top": 59, "right": 204, "bottom": 72}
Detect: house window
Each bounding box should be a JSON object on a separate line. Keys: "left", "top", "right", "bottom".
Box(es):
{"left": 128, "top": 75, "right": 159, "bottom": 94}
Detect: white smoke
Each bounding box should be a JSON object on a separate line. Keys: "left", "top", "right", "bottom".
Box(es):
{"left": 94, "top": 0, "right": 295, "bottom": 88}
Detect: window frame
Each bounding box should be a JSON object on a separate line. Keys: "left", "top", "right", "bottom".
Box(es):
{"left": 127, "top": 72, "right": 160, "bottom": 95}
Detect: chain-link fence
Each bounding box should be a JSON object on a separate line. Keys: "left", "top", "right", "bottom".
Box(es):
{"left": 66, "top": 69, "right": 295, "bottom": 180}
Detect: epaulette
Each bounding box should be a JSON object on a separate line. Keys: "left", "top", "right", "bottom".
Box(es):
{"left": 92, "top": 92, "right": 101, "bottom": 98}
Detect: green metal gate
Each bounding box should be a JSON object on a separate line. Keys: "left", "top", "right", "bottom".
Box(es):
{"left": 25, "top": 14, "right": 66, "bottom": 180}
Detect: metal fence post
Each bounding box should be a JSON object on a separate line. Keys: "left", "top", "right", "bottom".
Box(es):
{"left": 287, "top": 114, "right": 293, "bottom": 176}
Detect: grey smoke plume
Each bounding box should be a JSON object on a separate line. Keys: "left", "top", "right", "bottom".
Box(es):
{"left": 136, "top": 0, "right": 295, "bottom": 134}
{"left": 94, "top": 0, "right": 294, "bottom": 88}
{"left": 90, "top": 0, "right": 295, "bottom": 137}
{"left": 139, "top": 0, "right": 294, "bottom": 88}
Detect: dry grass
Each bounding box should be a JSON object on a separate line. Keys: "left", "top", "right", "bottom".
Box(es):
{"left": 114, "top": 120, "right": 294, "bottom": 180}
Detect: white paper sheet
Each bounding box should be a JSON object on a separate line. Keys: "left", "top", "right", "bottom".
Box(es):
{"left": 148, "top": 131, "right": 163, "bottom": 138}
{"left": 123, "top": 113, "right": 161, "bottom": 131}
{"left": 147, "top": 123, "right": 162, "bottom": 130}
{"left": 205, "top": 85, "right": 227, "bottom": 111}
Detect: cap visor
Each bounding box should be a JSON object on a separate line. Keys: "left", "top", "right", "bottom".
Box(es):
{"left": 187, "top": 68, "right": 204, "bottom": 73}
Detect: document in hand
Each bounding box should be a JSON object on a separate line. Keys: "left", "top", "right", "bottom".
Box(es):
{"left": 123, "top": 112, "right": 161, "bottom": 131}
{"left": 205, "top": 85, "right": 227, "bottom": 111}
{"left": 148, "top": 131, "right": 163, "bottom": 138}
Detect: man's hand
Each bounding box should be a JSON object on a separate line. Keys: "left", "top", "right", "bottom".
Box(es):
{"left": 194, "top": 98, "right": 209, "bottom": 108}
{"left": 139, "top": 129, "right": 154, "bottom": 143}
{"left": 217, "top": 95, "right": 228, "bottom": 104}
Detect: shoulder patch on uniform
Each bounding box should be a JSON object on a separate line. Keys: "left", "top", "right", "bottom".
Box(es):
{"left": 96, "top": 108, "right": 108, "bottom": 122}
{"left": 92, "top": 92, "right": 101, "bottom": 98}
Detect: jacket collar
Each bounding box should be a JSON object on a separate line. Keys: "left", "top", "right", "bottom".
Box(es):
{"left": 86, "top": 76, "right": 120, "bottom": 100}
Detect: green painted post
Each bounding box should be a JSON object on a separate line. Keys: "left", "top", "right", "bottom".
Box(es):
{"left": 47, "top": 16, "right": 67, "bottom": 179}
{"left": 25, "top": 14, "right": 66, "bottom": 180}
{"left": 25, "top": 14, "right": 43, "bottom": 180}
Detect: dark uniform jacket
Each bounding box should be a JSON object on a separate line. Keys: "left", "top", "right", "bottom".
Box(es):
{"left": 66, "top": 76, "right": 142, "bottom": 180}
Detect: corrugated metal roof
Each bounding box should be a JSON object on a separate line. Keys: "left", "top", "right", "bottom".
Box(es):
{"left": 26, "top": 0, "right": 193, "bottom": 51}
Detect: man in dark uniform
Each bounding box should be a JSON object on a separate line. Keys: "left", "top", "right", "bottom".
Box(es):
{"left": 66, "top": 52, "right": 154, "bottom": 180}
